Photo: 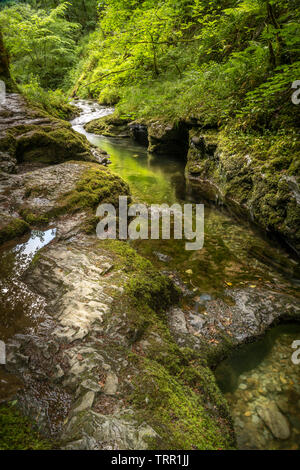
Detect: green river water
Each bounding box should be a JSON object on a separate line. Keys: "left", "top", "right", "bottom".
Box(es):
{"left": 0, "top": 100, "right": 299, "bottom": 449}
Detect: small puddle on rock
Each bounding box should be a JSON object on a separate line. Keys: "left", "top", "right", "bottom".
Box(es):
{"left": 215, "top": 324, "right": 300, "bottom": 450}
{"left": 0, "top": 228, "right": 56, "bottom": 402}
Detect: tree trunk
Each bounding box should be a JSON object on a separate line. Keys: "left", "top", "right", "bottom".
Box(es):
{"left": 266, "top": 2, "right": 290, "bottom": 65}
{"left": 0, "top": 29, "right": 15, "bottom": 92}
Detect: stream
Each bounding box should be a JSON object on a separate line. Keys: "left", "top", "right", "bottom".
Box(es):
{"left": 71, "top": 100, "right": 300, "bottom": 450}
{"left": 0, "top": 99, "right": 299, "bottom": 449}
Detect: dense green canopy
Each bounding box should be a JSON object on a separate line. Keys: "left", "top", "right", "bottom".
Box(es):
{"left": 0, "top": 0, "right": 299, "bottom": 129}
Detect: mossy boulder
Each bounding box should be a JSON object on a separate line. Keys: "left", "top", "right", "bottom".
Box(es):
{"left": 186, "top": 129, "right": 300, "bottom": 255}
{"left": 0, "top": 161, "right": 130, "bottom": 245}
{"left": 0, "top": 216, "right": 30, "bottom": 245}
{"left": 84, "top": 114, "right": 131, "bottom": 137}
{"left": 14, "top": 127, "right": 97, "bottom": 164}
{"left": 0, "top": 94, "right": 105, "bottom": 172}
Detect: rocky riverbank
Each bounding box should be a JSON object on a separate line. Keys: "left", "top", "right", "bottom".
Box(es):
{"left": 85, "top": 114, "right": 300, "bottom": 256}
{"left": 0, "top": 94, "right": 234, "bottom": 450}
{"left": 186, "top": 130, "right": 300, "bottom": 258}
{"left": 4, "top": 234, "right": 235, "bottom": 449}
{"left": 1, "top": 94, "right": 300, "bottom": 450}
{"left": 0, "top": 94, "right": 113, "bottom": 245}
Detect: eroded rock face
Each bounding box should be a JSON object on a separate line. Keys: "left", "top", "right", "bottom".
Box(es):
{"left": 5, "top": 237, "right": 154, "bottom": 448}
{"left": 5, "top": 236, "right": 234, "bottom": 450}
{"left": 0, "top": 94, "right": 108, "bottom": 173}
{"left": 148, "top": 121, "right": 189, "bottom": 157}
{"left": 168, "top": 287, "right": 300, "bottom": 356}
{"left": 0, "top": 160, "right": 130, "bottom": 244}
{"left": 128, "top": 122, "right": 149, "bottom": 146}
{"left": 186, "top": 130, "right": 300, "bottom": 256}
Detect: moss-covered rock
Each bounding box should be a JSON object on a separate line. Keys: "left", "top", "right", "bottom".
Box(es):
{"left": 0, "top": 402, "right": 52, "bottom": 450}
{"left": 84, "top": 114, "right": 131, "bottom": 137}
{"left": 186, "top": 129, "right": 300, "bottom": 255}
{"left": 0, "top": 216, "right": 30, "bottom": 245}
{"left": 14, "top": 127, "right": 97, "bottom": 164}
{"left": 0, "top": 94, "right": 105, "bottom": 171}
{"left": 0, "top": 161, "right": 130, "bottom": 245}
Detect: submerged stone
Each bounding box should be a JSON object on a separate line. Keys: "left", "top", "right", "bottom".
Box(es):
{"left": 256, "top": 402, "right": 290, "bottom": 440}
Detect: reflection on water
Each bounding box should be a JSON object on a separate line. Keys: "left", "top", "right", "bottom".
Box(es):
{"left": 87, "top": 134, "right": 187, "bottom": 205}
{"left": 0, "top": 229, "right": 56, "bottom": 341}
{"left": 215, "top": 324, "right": 300, "bottom": 450}
{"left": 73, "top": 104, "right": 299, "bottom": 295}
{"left": 0, "top": 228, "right": 56, "bottom": 402}
{"left": 73, "top": 101, "right": 300, "bottom": 450}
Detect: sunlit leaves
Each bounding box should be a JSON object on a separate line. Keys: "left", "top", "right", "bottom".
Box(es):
{"left": 0, "top": 2, "right": 80, "bottom": 88}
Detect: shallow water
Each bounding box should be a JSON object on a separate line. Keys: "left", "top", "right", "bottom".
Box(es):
{"left": 215, "top": 324, "right": 300, "bottom": 449}
{"left": 73, "top": 101, "right": 300, "bottom": 296}
{"left": 72, "top": 100, "right": 300, "bottom": 450}
{"left": 0, "top": 229, "right": 56, "bottom": 402}
{"left": 0, "top": 228, "right": 56, "bottom": 341}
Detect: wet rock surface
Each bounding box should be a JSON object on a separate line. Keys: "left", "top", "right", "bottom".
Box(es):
{"left": 4, "top": 236, "right": 156, "bottom": 447}
{"left": 128, "top": 122, "right": 149, "bottom": 146}
{"left": 186, "top": 130, "right": 300, "bottom": 256}
{"left": 0, "top": 94, "right": 108, "bottom": 173}
{"left": 256, "top": 403, "right": 290, "bottom": 440}
{"left": 3, "top": 235, "right": 232, "bottom": 449}
{"left": 84, "top": 114, "right": 131, "bottom": 138}
{"left": 147, "top": 120, "right": 189, "bottom": 157}
{"left": 168, "top": 287, "right": 300, "bottom": 353}
{"left": 0, "top": 159, "right": 129, "bottom": 245}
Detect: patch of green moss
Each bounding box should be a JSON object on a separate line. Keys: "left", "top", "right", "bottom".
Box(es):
{"left": 102, "top": 240, "right": 179, "bottom": 312}
{"left": 18, "top": 164, "right": 131, "bottom": 231}
{"left": 15, "top": 126, "right": 94, "bottom": 164}
{"left": 24, "top": 184, "right": 50, "bottom": 199}
{"left": 98, "top": 239, "right": 234, "bottom": 449}
{"left": 0, "top": 403, "right": 53, "bottom": 450}
{"left": 0, "top": 218, "right": 30, "bottom": 245}
{"left": 128, "top": 356, "right": 233, "bottom": 450}
{"left": 84, "top": 114, "right": 130, "bottom": 137}
{"left": 20, "top": 209, "right": 50, "bottom": 226}
{"left": 58, "top": 165, "right": 131, "bottom": 214}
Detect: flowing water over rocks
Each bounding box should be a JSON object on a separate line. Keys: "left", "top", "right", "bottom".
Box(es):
{"left": 0, "top": 98, "right": 299, "bottom": 450}
{"left": 72, "top": 101, "right": 300, "bottom": 450}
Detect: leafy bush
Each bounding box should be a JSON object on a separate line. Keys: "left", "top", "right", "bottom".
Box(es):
{"left": 20, "top": 78, "right": 75, "bottom": 119}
